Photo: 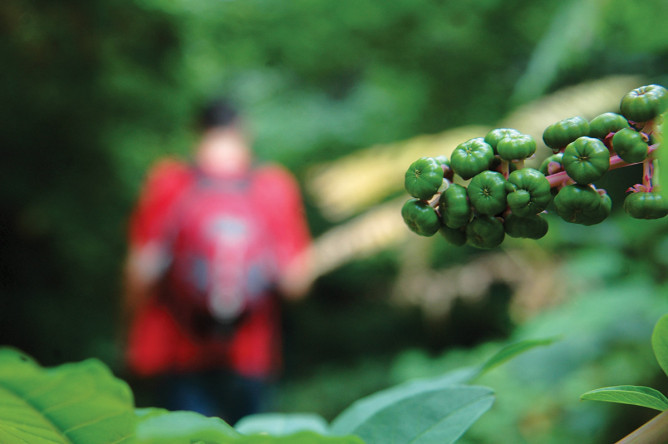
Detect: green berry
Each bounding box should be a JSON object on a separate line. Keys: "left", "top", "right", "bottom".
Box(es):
{"left": 611, "top": 128, "right": 649, "bottom": 163}
{"left": 439, "top": 225, "right": 467, "bottom": 246}
{"left": 497, "top": 134, "right": 537, "bottom": 161}
{"left": 620, "top": 84, "right": 668, "bottom": 123}
{"left": 467, "top": 170, "right": 508, "bottom": 216}
{"left": 438, "top": 183, "right": 471, "bottom": 229}
{"left": 466, "top": 215, "right": 505, "bottom": 249}
{"left": 433, "top": 155, "right": 454, "bottom": 181}
{"left": 505, "top": 168, "right": 552, "bottom": 217}
{"left": 404, "top": 157, "right": 445, "bottom": 200}
{"left": 624, "top": 192, "right": 668, "bottom": 219}
{"left": 401, "top": 198, "right": 441, "bottom": 236}
{"left": 562, "top": 137, "right": 610, "bottom": 184}
{"left": 504, "top": 213, "right": 549, "bottom": 239}
{"left": 542, "top": 116, "right": 590, "bottom": 152}
{"left": 539, "top": 153, "right": 563, "bottom": 176}
{"left": 484, "top": 128, "right": 521, "bottom": 154}
{"left": 588, "top": 112, "right": 629, "bottom": 140}
{"left": 553, "top": 184, "right": 610, "bottom": 225}
{"left": 450, "top": 137, "right": 495, "bottom": 180}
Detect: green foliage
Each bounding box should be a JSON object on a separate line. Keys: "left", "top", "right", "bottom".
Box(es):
{"left": 580, "top": 313, "right": 668, "bottom": 416}
{"left": 235, "top": 413, "right": 330, "bottom": 436}
{"left": 475, "top": 338, "right": 556, "bottom": 379}
{"left": 0, "top": 342, "right": 546, "bottom": 444}
{"left": 0, "top": 348, "right": 135, "bottom": 444}
{"left": 581, "top": 386, "right": 668, "bottom": 412}
{"left": 402, "top": 85, "right": 667, "bottom": 248}
{"left": 341, "top": 386, "right": 494, "bottom": 444}
{"left": 652, "top": 314, "right": 668, "bottom": 378}
{"left": 136, "top": 409, "right": 240, "bottom": 443}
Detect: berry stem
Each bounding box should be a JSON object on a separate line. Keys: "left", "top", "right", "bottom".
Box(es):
{"left": 642, "top": 157, "right": 653, "bottom": 191}
{"left": 501, "top": 160, "right": 509, "bottom": 179}
{"left": 545, "top": 144, "right": 658, "bottom": 189}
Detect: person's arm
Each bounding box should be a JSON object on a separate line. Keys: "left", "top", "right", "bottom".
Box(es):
{"left": 122, "top": 159, "right": 192, "bottom": 320}
{"left": 254, "top": 165, "right": 314, "bottom": 300}
{"left": 123, "top": 243, "right": 169, "bottom": 318}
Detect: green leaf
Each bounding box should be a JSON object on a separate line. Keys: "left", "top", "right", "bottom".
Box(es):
{"left": 136, "top": 409, "right": 363, "bottom": 444}
{"left": 330, "top": 367, "right": 475, "bottom": 435}
{"left": 659, "top": 111, "right": 667, "bottom": 196}
{"left": 235, "top": 413, "right": 329, "bottom": 436}
{"left": 135, "top": 408, "right": 239, "bottom": 444}
{"left": 348, "top": 385, "right": 494, "bottom": 444}
{"left": 0, "top": 347, "right": 135, "bottom": 444}
{"left": 580, "top": 385, "right": 668, "bottom": 411}
{"left": 653, "top": 314, "right": 668, "bottom": 378}
{"left": 474, "top": 338, "right": 556, "bottom": 379}
{"left": 235, "top": 431, "right": 364, "bottom": 444}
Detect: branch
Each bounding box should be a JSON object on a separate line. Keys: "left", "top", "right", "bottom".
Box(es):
{"left": 546, "top": 144, "right": 658, "bottom": 188}
{"left": 617, "top": 409, "right": 668, "bottom": 444}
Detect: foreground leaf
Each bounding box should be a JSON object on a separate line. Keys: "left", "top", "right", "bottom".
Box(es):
{"left": 330, "top": 367, "right": 475, "bottom": 435}
{"left": 346, "top": 385, "right": 494, "bottom": 444}
{"left": 137, "top": 409, "right": 362, "bottom": 444}
{"left": 652, "top": 313, "right": 668, "bottom": 379}
{"left": 235, "top": 413, "right": 329, "bottom": 436}
{"left": 235, "top": 431, "right": 364, "bottom": 444}
{"left": 580, "top": 385, "right": 668, "bottom": 411}
{"left": 136, "top": 408, "right": 239, "bottom": 443}
{"left": 0, "top": 347, "right": 135, "bottom": 444}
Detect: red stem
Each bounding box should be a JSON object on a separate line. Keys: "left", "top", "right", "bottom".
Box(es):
{"left": 546, "top": 144, "right": 658, "bottom": 189}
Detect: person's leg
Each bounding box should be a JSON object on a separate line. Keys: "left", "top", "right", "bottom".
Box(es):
{"left": 215, "top": 371, "right": 273, "bottom": 425}
{"left": 158, "top": 372, "right": 219, "bottom": 417}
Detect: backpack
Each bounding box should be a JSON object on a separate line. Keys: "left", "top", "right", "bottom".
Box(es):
{"left": 161, "top": 170, "right": 278, "bottom": 337}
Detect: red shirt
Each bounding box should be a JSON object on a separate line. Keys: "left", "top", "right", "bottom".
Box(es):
{"left": 125, "top": 159, "right": 310, "bottom": 378}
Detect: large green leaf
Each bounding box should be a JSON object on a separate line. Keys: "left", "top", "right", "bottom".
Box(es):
{"left": 330, "top": 367, "right": 475, "bottom": 435}
{"left": 348, "top": 385, "right": 494, "bottom": 444}
{"left": 235, "top": 413, "right": 329, "bottom": 436}
{"left": 652, "top": 314, "right": 668, "bottom": 378}
{"left": 136, "top": 408, "right": 363, "bottom": 444}
{"left": 135, "top": 408, "right": 239, "bottom": 444}
{"left": 331, "top": 338, "right": 549, "bottom": 438}
{"left": 235, "top": 431, "right": 364, "bottom": 444}
{"left": 0, "top": 347, "right": 135, "bottom": 444}
{"left": 580, "top": 385, "right": 668, "bottom": 411}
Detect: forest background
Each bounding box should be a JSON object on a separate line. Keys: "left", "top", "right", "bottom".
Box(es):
{"left": 3, "top": 0, "right": 668, "bottom": 442}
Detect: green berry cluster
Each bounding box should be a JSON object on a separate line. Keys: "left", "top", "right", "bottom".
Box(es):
{"left": 402, "top": 84, "right": 668, "bottom": 249}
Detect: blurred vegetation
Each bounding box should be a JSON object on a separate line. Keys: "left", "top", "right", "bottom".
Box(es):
{"left": 3, "top": 0, "right": 668, "bottom": 442}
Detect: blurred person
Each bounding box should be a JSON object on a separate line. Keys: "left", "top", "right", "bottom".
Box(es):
{"left": 122, "top": 98, "right": 312, "bottom": 423}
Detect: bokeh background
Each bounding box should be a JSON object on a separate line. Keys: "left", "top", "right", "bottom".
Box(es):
{"left": 3, "top": 0, "right": 668, "bottom": 442}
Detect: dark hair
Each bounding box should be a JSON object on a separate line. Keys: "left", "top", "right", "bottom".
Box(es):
{"left": 198, "top": 98, "right": 240, "bottom": 130}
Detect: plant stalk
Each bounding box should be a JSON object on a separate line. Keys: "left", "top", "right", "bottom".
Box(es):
{"left": 546, "top": 144, "right": 658, "bottom": 188}
{"left": 617, "top": 409, "right": 668, "bottom": 444}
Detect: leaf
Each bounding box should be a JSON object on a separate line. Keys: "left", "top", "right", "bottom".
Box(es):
{"left": 652, "top": 313, "right": 668, "bottom": 378}
{"left": 135, "top": 408, "right": 239, "bottom": 444}
{"left": 136, "top": 409, "right": 363, "bottom": 444}
{"left": 510, "top": 0, "right": 599, "bottom": 104}
{"left": 330, "top": 367, "right": 475, "bottom": 435}
{"left": 235, "top": 413, "right": 329, "bottom": 436}
{"left": 474, "top": 338, "right": 556, "bottom": 379}
{"left": 0, "top": 347, "right": 135, "bottom": 444}
{"left": 349, "top": 385, "right": 494, "bottom": 444}
{"left": 580, "top": 385, "right": 668, "bottom": 411}
{"left": 235, "top": 431, "right": 364, "bottom": 444}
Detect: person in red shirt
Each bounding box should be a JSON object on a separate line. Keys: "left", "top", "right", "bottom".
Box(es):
{"left": 123, "top": 98, "right": 312, "bottom": 422}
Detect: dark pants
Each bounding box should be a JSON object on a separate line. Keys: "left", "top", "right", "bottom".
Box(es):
{"left": 157, "top": 370, "right": 272, "bottom": 425}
